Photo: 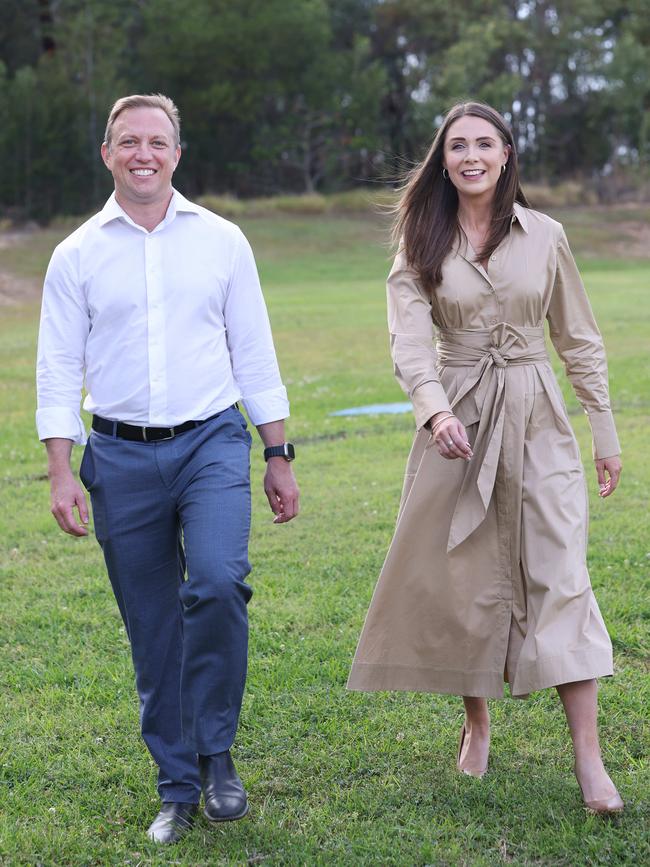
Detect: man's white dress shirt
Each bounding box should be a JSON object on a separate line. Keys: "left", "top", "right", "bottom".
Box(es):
{"left": 36, "top": 190, "right": 289, "bottom": 444}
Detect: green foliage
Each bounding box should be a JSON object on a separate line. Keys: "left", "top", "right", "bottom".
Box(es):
{"left": 0, "top": 0, "right": 43, "bottom": 74}
{"left": 0, "top": 1, "right": 649, "bottom": 218}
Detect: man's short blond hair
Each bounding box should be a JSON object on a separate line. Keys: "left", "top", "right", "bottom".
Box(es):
{"left": 104, "top": 94, "right": 181, "bottom": 150}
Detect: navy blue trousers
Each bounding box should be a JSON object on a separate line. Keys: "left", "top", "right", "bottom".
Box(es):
{"left": 80, "top": 407, "right": 253, "bottom": 804}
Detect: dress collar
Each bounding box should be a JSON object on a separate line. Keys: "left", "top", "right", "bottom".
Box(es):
{"left": 511, "top": 201, "right": 529, "bottom": 233}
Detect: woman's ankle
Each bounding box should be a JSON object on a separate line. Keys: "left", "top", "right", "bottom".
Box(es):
{"left": 572, "top": 738, "right": 603, "bottom": 769}
{"left": 464, "top": 716, "right": 490, "bottom": 736}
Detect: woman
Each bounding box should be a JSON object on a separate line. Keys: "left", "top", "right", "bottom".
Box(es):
{"left": 347, "top": 102, "right": 623, "bottom": 814}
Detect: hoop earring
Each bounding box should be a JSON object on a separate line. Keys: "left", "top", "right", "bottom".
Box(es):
{"left": 442, "top": 168, "right": 449, "bottom": 180}
{"left": 501, "top": 164, "right": 507, "bottom": 174}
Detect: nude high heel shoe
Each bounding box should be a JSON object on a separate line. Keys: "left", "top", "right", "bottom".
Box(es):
{"left": 575, "top": 768, "right": 624, "bottom": 815}
{"left": 457, "top": 723, "right": 488, "bottom": 779}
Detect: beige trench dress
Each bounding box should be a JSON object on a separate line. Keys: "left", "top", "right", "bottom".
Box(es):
{"left": 347, "top": 204, "right": 620, "bottom": 698}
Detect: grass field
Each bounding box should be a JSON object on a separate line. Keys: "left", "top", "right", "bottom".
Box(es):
{"left": 0, "top": 206, "right": 648, "bottom": 866}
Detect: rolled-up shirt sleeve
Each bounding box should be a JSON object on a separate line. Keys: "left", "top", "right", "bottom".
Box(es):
{"left": 547, "top": 229, "right": 620, "bottom": 459}
{"left": 387, "top": 250, "right": 452, "bottom": 430}
{"left": 36, "top": 243, "right": 90, "bottom": 444}
{"left": 224, "top": 229, "right": 289, "bottom": 426}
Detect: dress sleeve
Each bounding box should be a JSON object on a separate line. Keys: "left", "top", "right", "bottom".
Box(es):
{"left": 387, "top": 250, "right": 452, "bottom": 430}
{"left": 546, "top": 228, "right": 620, "bottom": 459}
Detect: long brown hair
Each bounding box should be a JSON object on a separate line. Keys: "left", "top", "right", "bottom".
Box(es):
{"left": 393, "top": 102, "right": 529, "bottom": 293}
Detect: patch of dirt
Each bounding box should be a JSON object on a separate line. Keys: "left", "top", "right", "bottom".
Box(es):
{"left": 0, "top": 270, "right": 40, "bottom": 306}
{"left": 0, "top": 231, "right": 41, "bottom": 306}
{"left": 613, "top": 221, "right": 650, "bottom": 259}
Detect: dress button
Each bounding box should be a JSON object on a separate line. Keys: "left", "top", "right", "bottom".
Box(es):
{"left": 490, "top": 254, "right": 497, "bottom": 261}
{"left": 490, "top": 317, "right": 498, "bottom": 324}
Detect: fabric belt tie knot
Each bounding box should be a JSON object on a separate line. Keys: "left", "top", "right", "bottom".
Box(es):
{"left": 436, "top": 322, "right": 549, "bottom": 552}
{"left": 487, "top": 346, "right": 507, "bottom": 368}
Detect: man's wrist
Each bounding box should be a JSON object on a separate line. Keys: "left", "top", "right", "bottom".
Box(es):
{"left": 44, "top": 438, "right": 75, "bottom": 478}
{"left": 263, "top": 442, "right": 295, "bottom": 462}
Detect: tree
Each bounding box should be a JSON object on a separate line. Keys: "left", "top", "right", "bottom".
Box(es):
{"left": 137, "top": 0, "right": 386, "bottom": 193}
{"left": 1, "top": 0, "right": 649, "bottom": 217}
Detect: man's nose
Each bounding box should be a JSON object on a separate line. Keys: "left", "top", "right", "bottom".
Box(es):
{"left": 134, "top": 143, "right": 154, "bottom": 161}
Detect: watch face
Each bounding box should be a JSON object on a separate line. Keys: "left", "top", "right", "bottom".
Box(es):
{"left": 285, "top": 443, "right": 295, "bottom": 460}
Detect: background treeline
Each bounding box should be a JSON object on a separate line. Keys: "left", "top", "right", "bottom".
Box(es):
{"left": 0, "top": 0, "right": 648, "bottom": 220}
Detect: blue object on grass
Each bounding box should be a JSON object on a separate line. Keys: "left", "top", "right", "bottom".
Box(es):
{"left": 330, "top": 402, "right": 413, "bottom": 417}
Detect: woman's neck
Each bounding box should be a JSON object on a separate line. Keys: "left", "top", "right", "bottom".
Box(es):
{"left": 456, "top": 196, "right": 493, "bottom": 233}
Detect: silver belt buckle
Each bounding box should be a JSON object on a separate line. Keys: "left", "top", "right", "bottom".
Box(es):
{"left": 141, "top": 426, "right": 176, "bottom": 442}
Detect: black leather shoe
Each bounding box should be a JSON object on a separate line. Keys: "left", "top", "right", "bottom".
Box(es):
{"left": 199, "top": 750, "right": 249, "bottom": 822}
{"left": 146, "top": 802, "right": 198, "bottom": 844}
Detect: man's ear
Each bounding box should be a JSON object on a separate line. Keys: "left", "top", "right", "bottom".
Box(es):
{"left": 173, "top": 145, "right": 181, "bottom": 169}
{"left": 100, "top": 142, "right": 111, "bottom": 169}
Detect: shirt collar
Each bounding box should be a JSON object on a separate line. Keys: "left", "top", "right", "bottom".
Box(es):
{"left": 456, "top": 200, "right": 529, "bottom": 254}
{"left": 97, "top": 188, "right": 200, "bottom": 229}
{"left": 97, "top": 193, "right": 128, "bottom": 227}
{"left": 170, "top": 189, "right": 203, "bottom": 216}
{"left": 511, "top": 201, "right": 529, "bottom": 233}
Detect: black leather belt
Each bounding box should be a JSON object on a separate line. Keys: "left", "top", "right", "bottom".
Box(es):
{"left": 92, "top": 406, "right": 235, "bottom": 442}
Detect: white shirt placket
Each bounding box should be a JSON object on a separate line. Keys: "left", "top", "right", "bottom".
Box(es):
{"left": 144, "top": 232, "right": 168, "bottom": 423}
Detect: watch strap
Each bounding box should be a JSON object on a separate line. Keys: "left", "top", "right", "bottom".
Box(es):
{"left": 263, "top": 442, "right": 295, "bottom": 462}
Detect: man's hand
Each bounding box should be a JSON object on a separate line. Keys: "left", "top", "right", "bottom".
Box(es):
{"left": 264, "top": 459, "right": 299, "bottom": 523}
{"left": 45, "top": 438, "right": 89, "bottom": 536}
{"left": 50, "top": 469, "right": 89, "bottom": 535}
{"left": 596, "top": 455, "right": 621, "bottom": 498}
{"left": 255, "top": 419, "right": 299, "bottom": 524}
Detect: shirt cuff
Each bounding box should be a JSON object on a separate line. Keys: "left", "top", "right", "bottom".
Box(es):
{"left": 411, "top": 381, "right": 453, "bottom": 431}
{"left": 36, "top": 407, "right": 87, "bottom": 445}
{"left": 587, "top": 409, "right": 620, "bottom": 459}
{"left": 240, "top": 386, "right": 290, "bottom": 426}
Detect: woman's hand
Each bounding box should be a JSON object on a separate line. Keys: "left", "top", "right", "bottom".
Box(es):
{"left": 596, "top": 455, "right": 621, "bottom": 498}
{"left": 429, "top": 412, "right": 473, "bottom": 461}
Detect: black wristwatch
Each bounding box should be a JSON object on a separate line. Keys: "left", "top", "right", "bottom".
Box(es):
{"left": 263, "top": 442, "right": 295, "bottom": 462}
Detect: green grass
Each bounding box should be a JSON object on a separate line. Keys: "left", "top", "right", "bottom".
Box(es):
{"left": 0, "top": 208, "right": 648, "bottom": 865}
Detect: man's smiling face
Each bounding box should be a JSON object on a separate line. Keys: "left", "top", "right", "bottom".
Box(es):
{"left": 101, "top": 107, "right": 181, "bottom": 209}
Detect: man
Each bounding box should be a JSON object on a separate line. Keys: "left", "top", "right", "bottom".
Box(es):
{"left": 36, "top": 94, "right": 299, "bottom": 844}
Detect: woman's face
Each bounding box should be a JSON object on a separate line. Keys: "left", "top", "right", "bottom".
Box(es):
{"left": 442, "top": 115, "right": 510, "bottom": 202}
